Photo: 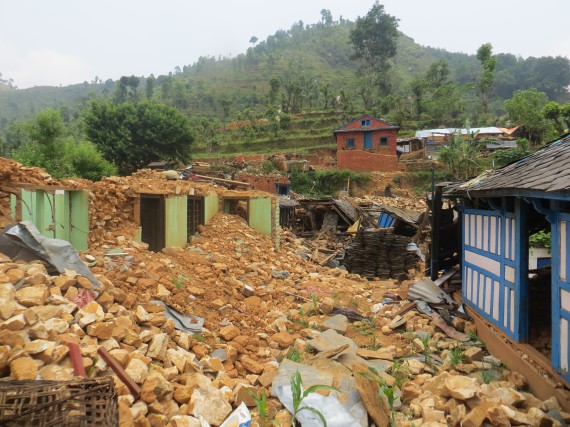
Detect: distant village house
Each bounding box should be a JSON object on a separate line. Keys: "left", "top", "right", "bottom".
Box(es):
{"left": 334, "top": 115, "right": 400, "bottom": 172}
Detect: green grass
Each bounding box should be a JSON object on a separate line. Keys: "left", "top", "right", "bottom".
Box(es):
{"left": 352, "top": 321, "right": 376, "bottom": 336}
{"left": 286, "top": 347, "right": 302, "bottom": 363}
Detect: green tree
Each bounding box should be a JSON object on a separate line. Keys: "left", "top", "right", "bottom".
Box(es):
{"left": 562, "top": 103, "right": 570, "bottom": 130}
{"left": 505, "top": 88, "right": 550, "bottom": 143}
{"left": 83, "top": 100, "right": 195, "bottom": 175}
{"left": 264, "top": 106, "right": 280, "bottom": 137}
{"left": 268, "top": 77, "right": 281, "bottom": 105}
{"left": 542, "top": 101, "right": 564, "bottom": 133}
{"left": 492, "top": 138, "right": 531, "bottom": 168}
{"left": 13, "top": 109, "right": 116, "bottom": 180}
{"left": 320, "top": 9, "right": 333, "bottom": 26}
{"left": 145, "top": 75, "right": 155, "bottom": 100}
{"left": 410, "top": 60, "right": 463, "bottom": 125}
{"left": 476, "top": 43, "right": 497, "bottom": 114}
{"left": 3, "top": 120, "right": 29, "bottom": 156}
{"left": 349, "top": 2, "right": 399, "bottom": 97}
{"left": 439, "top": 131, "right": 484, "bottom": 179}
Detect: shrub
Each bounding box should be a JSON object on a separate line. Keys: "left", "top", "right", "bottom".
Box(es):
{"left": 290, "top": 170, "right": 370, "bottom": 197}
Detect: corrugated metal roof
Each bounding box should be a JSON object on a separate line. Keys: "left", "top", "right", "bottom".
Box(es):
{"left": 416, "top": 129, "right": 450, "bottom": 138}
{"left": 360, "top": 203, "right": 422, "bottom": 226}
{"left": 378, "top": 205, "right": 422, "bottom": 225}
{"left": 485, "top": 141, "right": 518, "bottom": 150}
{"left": 332, "top": 199, "right": 357, "bottom": 222}
{"left": 416, "top": 127, "right": 504, "bottom": 139}
{"left": 446, "top": 133, "right": 570, "bottom": 197}
{"left": 278, "top": 197, "right": 299, "bottom": 207}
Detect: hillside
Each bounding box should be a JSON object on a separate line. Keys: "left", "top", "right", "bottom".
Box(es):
{"left": 1, "top": 16, "right": 569, "bottom": 157}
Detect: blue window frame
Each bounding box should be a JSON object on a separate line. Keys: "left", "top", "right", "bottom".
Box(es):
{"left": 345, "top": 138, "right": 355, "bottom": 149}
{"left": 361, "top": 119, "right": 371, "bottom": 126}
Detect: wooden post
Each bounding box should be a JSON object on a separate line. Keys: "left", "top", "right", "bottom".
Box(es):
{"left": 431, "top": 182, "right": 442, "bottom": 280}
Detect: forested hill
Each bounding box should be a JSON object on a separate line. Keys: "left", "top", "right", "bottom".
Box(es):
{"left": 1, "top": 14, "right": 569, "bottom": 131}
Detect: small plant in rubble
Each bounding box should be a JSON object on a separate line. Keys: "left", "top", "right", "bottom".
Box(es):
{"left": 290, "top": 370, "right": 337, "bottom": 427}
{"left": 246, "top": 389, "right": 280, "bottom": 427}
{"left": 297, "top": 306, "right": 309, "bottom": 328}
{"left": 352, "top": 320, "right": 375, "bottom": 336}
{"left": 390, "top": 358, "right": 411, "bottom": 388}
{"left": 418, "top": 333, "right": 434, "bottom": 369}
{"left": 448, "top": 345, "right": 464, "bottom": 367}
{"left": 365, "top": 335, "right": 381, "bottom": 351}
{"left": 349, "top": 298, "right": 360, "bottom": 309}
{"left": 171, "top": 274, "right": 188, "bottom": 290}
{"left": 310, "top": 292, "right": 319, "bottom": 314}
{"left": 286, "top": 347, "right": 302, "bottom": 363}
{"left": 481, "top": 368, "right": 494, "bottom": 384}
{"left": 359, "top": 367, "right": 398, "bottom": 427}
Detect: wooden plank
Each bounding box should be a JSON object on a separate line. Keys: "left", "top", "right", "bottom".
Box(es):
{"left": 390, "top": 301, "right": 417, "bottom": 319}
{"left": 192, "top": 174, "right": 250, "bottom": 187}
{"left": 467, "top": 306, "right": 570, "bottom": 412}
{"left": 434, "top": 269, "right": 458, "bottom": 287}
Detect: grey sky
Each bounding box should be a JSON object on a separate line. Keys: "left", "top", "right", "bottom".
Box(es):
{"left": 1, "top": 0, "right": 569, "bottom": 89}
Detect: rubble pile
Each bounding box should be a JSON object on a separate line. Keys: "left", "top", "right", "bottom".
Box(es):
{"left": 0, "top": 158, "right": 85, "bottom": 228}
{"left": 0, "top": 210, "right": 568, "bottom": 426}
{"left": 1, "top": 161, "right": 569, "bottom": 426}
{"left": 87, "top": 169, "right": 271, "bottom": 247}
{"left": 355, "top": 194, "right": 426, "bottom": 212}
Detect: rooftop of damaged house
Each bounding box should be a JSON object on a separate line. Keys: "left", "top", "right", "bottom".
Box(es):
{"left": 1, "top": 143, "right": 570, "bottom": 427}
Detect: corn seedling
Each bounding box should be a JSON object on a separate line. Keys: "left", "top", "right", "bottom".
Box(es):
{"left": 290, "top": 370, "right": 337, "bottom": 427}
{"left": 448, "top": 345, "right": 464, "bottom": 367}
{"left": 359, "top": 367, "right": 398, "bottom": 427}
{"left": 468, "top": 331, "right": 482, "bottom": 343}
{"left": 293, "top": 306, "right": 310, "bottom": 328}
{"left": 192, "top": 333, "right": 204, "bottom": 342}
{"left": 87, "top": 356, "right": 98, "bottom": 378}
{"left": 481, "top": 368, "right": 494, "bottom": 384}
{"left": 246, "top": 389, "right": 280, "bottom": 427}
{"left": 417, "top": 333, "right": 434, "bottom": 369}
{"left": 390, "top": 359, "right": 411, "bottom": 389}
{"left": 310, "top": 292, "right": 319, "bottom": 314}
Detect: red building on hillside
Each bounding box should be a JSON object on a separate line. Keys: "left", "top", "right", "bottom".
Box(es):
{"left": 334, "top": 115, "right": 400, "bottom": 172}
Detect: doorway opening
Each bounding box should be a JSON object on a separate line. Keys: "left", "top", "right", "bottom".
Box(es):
{"left": 187, "top": 196, "right": 205, "bottom": 238}
{"left": 527, "top": 203, "right": 552, "bottom": 359}
{"left": 224, "top": 198, "right": 249, "bottom": 222}
{"left": 140, "top": 195, "right": 165, "bottom": 252}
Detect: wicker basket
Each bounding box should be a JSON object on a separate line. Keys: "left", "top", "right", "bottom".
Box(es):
{"left": 0, "top": 377, "right": 118, "bottom": 426}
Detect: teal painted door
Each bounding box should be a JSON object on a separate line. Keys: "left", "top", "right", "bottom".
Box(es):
{"left": 364, "top": 132, "right": 373, "bottom": 149}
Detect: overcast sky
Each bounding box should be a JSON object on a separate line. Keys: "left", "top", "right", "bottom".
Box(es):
{"left": 1, "top": 0, "right": 569, "bottom": 89}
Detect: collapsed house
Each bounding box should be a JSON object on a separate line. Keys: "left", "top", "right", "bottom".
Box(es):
{"left": 0, "top": 163, "right": 280, "bottom": 252}
{"left": 278, "top": 196, "right": 426, "bottom": 279}
{"left": 443, "top": 133, "right": 570, "bottom": 409}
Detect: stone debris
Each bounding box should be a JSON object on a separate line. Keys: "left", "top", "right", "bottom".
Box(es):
{"left": 0, "top": 159, "right": 567, "bottom": 427}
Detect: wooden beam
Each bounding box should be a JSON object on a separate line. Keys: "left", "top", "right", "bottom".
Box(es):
{"left": 467, "top": 306, "right": 570, "bottom": 412}
{"left": 192, "top": 174, "right": 250, "bottom": 187}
